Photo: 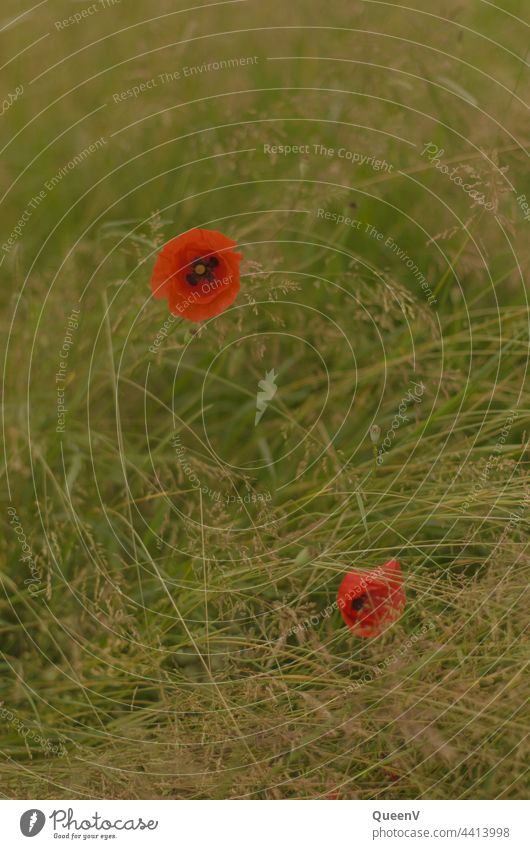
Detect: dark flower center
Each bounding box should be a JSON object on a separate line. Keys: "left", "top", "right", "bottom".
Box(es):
{"left": 351, "top": 594, "right": 367, "bottom": 611}
{"left": 186, "top": 255, "right": 219, "bottom": 287}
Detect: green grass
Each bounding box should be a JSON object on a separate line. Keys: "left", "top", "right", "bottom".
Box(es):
{"left": 1, "top": 0, "right": 529, "bottom": 799}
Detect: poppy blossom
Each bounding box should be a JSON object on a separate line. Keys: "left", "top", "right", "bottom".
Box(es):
{"left": 151, "top": 228, "right": 243, "bottom": 322}
{"left": 337, "top": 560, "right": 406, "bottom": 638}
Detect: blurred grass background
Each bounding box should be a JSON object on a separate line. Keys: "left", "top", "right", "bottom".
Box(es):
{"left": 1, "top": 0, "right": 529, "bottom": 798}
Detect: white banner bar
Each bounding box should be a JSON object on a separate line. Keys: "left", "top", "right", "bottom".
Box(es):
{"left": 1, "top": 799, "right": 528, "bottom": 848}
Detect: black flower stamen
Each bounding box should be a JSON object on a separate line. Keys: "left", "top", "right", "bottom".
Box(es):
{"left": 351, "top": 594, "right": 367, "bottom": 612}
{"left": 185, "top": 255, "right": 219, "bottom": 287}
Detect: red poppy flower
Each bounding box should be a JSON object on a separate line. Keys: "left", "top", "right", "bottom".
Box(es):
{"left": 337, "top": 560, "right": 406, "bottom": 638}
{"left": 151, "top": 228, "right": 243, "bottom": 322}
